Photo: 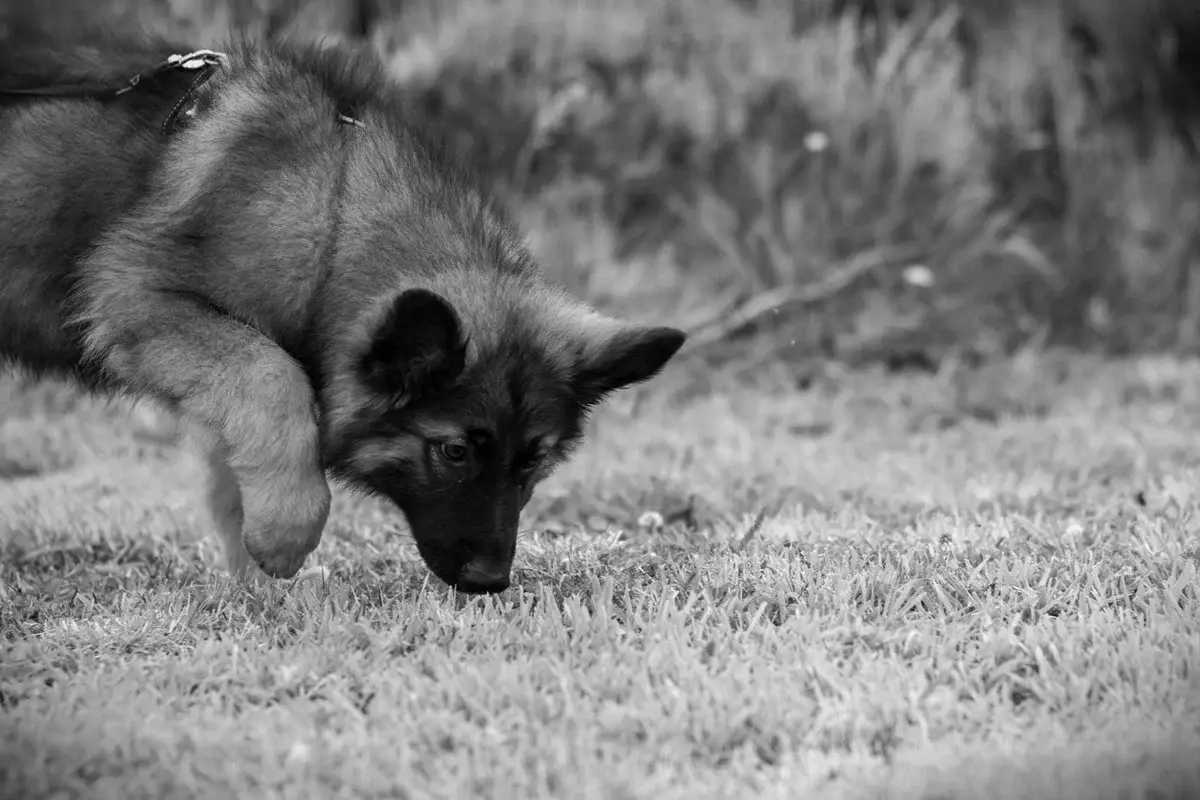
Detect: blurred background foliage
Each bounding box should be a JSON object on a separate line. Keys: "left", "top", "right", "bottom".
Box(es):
{"left": 6, "top": 0, "right": 1200, "bottom": 373}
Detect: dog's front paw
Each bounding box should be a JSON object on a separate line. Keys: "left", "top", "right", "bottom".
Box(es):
{"left": 241, "top": 472, "right": 332, "bottom": 579}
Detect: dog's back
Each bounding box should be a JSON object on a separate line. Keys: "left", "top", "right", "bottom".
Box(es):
{"left": 0, "top": 26, "right": 204, "bottom": 379}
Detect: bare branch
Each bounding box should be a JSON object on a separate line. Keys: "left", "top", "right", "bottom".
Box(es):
{"left": 680, "top": 242, "right": 926, "bottom": 355}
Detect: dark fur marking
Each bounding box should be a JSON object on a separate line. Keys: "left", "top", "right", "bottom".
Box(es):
{"left": 359, "top": 289, "right": 468, "bottom": 402}
{"left": 573, "top": 327, "right": 688, "bottom": 409}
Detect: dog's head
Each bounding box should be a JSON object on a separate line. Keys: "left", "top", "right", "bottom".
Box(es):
{"left": 323, "top": 282, "right": 685, "bottom": 594}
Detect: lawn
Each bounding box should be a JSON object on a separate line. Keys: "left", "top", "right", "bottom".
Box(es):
{"left": 2, "top": 353, "right": 1199, "bottom": 799}
{"left": 3, "top": 0, "right": 1200, "bottom": 796}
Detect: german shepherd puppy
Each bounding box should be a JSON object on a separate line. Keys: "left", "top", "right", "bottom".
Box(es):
{"left": 0, "top": 29, "right": 685, "bottom": 594}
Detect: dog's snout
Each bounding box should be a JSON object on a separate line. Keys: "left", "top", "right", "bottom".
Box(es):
{"left": 455, "top": 558, "right": 511, "bottom": 594}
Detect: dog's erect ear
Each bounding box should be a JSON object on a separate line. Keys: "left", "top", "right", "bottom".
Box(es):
{"left": 359, "top": 289, "right": 467, "bottom": 400}
{"left": 573, "top": 323, "right": 686, "bottom": 408}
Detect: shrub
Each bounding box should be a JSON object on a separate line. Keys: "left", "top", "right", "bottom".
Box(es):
{"left": 377, "top": 0, "right": 1200, "bottom": 365}
{"left": 16, "top": 0, "right": 1200, "bottom": 366}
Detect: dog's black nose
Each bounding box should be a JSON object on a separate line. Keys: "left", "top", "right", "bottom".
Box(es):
{"left": 455, "top": 560, "right": 511, "bottom": 594}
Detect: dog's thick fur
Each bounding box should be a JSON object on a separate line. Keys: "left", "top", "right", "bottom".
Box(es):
{"left": 0, "top": 29, "right": 685, "bottom": 593}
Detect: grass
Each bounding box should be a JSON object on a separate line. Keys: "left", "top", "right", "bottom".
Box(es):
{"left": 4, "top": 1, "right": 1200, "bottom": 797}
{"left": 3, "top": 354, "right": 1200, "bottom": 799}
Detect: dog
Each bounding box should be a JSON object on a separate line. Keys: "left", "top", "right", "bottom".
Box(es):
{"left": 0, "top": 28, "right": 685, "bottom": 594}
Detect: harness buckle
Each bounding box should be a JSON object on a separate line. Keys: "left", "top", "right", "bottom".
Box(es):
{"left": 167, "top": 50, "right": 228, "bottom": 71}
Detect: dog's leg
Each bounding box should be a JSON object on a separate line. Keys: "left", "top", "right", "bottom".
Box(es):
{"left": 204, "top": 441, "right": 331, "bottom": 586}
{"left": 78, "top": 287, "right": 331, "bottom": 579}
{"left": 203, "top": 439, "right": 259, "bottom": 580}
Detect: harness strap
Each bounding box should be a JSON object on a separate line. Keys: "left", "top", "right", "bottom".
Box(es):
{"left": 158, "top": 54, "right": 224, "bottom": 135}
{"left": 0, "top": 48, "right": 366, "bottom": 134}
{"left": 0, "top": 49, "right": 227, "bottom": 134}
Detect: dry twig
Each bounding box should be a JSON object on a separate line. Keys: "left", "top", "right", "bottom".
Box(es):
{"left": 680, "top": 242, "right": 926, "bottom": 354}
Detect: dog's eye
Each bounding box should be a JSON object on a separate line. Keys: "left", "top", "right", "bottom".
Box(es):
{"left": 517, "top": 452, "right": 541, "bottom": 476}
{"left": 440, "top": 442, "right": 469, "bottom": 463}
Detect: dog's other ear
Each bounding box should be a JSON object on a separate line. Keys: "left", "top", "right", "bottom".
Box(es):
{"left": 572, "top": 322, "right": 686, "bottom": 408}
{"left": 359, "top": 289, "right": 467, "bottom": 401}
